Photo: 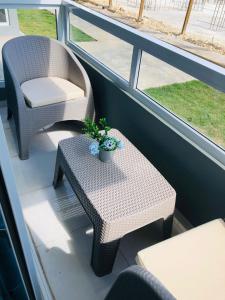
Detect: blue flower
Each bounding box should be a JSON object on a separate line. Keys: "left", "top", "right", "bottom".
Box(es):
{"left": 103, "top": 139, "right": 116, "bottom": 150}
{"left": 117, "top": 140, "right": 125, "bottom": 149}
{"left": 89, "top": 142, "right": 99, "bottom": 155}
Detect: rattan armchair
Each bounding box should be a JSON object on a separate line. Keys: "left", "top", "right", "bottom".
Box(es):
{"left": 105, "top": 266, "right": 175, "bottom": 300}
{"left": 3, "top": 35, "right": 94, "bottom": 159}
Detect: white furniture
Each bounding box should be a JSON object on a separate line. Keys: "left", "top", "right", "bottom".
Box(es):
{"left": 136, "top": 219, "right": 225, "bottom": 300}
{"left": 21, "top": 77, "right": 84, "bottom": 108}
{"left": 3, "top": 35, "right": 94, "bottom": 159}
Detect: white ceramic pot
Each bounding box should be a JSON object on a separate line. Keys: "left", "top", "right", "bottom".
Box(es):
{"left": 99, "top": 149, "right": 115, "bottom": 162}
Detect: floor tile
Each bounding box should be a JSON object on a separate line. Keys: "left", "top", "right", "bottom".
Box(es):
{"left": 0, "top": 103, "right": 186, "bottom": 300}
{"left": 44, "top": 128, "right": 79, "bottom": 149}
{"left": 0, "top": 105, "right": 9, "bottom": 128}
{"left": 36, "top": 225, "right": 128, "bottom": 300}
{"left": 21, "top": 179, "right": 74, "bottom": 209}
{"left": 120, "top": 221, "right": 165, "bottom": 265}
{"left": 3, "top": 127, "right": 18, "bottom": 157}
{"left": 22, "top": 184, "right": 90, "bottom": 247}
{"left": 9, "top": 123, "right": 81, "bottom": 195}
{"left": 11, "top": 150, "right": 56, "bottom": 195}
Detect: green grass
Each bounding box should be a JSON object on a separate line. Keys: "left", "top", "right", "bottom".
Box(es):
{"left": 17, "top": 9, "right": 95, "bottom": 42}
{"left": 145, "top": 80, "right": 225, "bottom": 148}
{"left": 17, "top": 9, "right": 57, "bottom": 39}
{"left": 70, "top": 25, "right": 95, "bottom": 42}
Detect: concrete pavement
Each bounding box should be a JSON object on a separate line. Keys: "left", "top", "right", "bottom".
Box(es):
{"left": 71, "top": 15, "right": 193, "bottom": 90}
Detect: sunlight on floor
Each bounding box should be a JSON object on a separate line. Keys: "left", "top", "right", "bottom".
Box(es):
{"left": 0, "top": 103, "right": 183, "bottom": 300}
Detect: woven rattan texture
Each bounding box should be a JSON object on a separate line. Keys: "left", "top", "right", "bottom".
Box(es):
{"left": 105, "top": 265, "right": 176, "bottom": 300}
{"left": 3, "top": 35, "right": 94, "bottom": 159}
{"left": 57, "top": 129, "right": 176, "bottom": 243}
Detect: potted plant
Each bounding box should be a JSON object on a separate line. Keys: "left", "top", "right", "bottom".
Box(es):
{"left": 83, "top": 118, "right": 124, "bottom": 162}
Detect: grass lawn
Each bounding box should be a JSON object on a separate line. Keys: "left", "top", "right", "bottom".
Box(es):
{"left": 70, "top": 25, "right": 95, "bottom": 42}
{"left": 145, "top": 80, "right": 225, "bottom": 148}
{"left": 17, "top": 9, "right": 95, "bottom": 42}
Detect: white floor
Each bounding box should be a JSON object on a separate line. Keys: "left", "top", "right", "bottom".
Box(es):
{"left": 0, "top": 103, "right": 185, "bottom": 300}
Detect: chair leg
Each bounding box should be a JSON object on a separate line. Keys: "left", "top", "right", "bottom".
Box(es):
{"left": 18, "top": 140, "right": 29, "bottom": 160}
{"left": 91, "top": 229, "right": 121, "bottom": 277}
{"left": 7, "top": 108, "right": 12, "bottom": 120}
{"left": 163, "top": 214, "right": 174, "bottom": 239}
{"left": 13, "top": 117, "right": 31, "bottom": 160}
{"left": 18, "top": 133, "right": 31, "bottom": 160}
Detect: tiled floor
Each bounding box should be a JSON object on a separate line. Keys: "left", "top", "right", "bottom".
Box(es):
{"left": 0, "top": 103, "right": 184, "bottom": 300}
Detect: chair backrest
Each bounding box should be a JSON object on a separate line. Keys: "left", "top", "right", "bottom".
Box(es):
{"left": 2, "top": 35, "right": 70, "bottom": 85}
{"left": 105, "top": 265, "right": 176, "bottom": 300}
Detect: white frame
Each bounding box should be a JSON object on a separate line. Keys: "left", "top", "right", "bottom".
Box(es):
{"left": 0, "top": 8, "right": 9, "bottom": 25}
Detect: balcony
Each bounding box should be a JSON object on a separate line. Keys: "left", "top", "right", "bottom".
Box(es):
{"left": 0, "top": 1, "right": 224, "bottom": 299}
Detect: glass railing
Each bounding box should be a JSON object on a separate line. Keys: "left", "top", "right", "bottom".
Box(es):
{"left": 1, "top": 0, "right": 224, "bottom": 165}
{"left": 63, "top": 0, "right": 225, "bottom": 167}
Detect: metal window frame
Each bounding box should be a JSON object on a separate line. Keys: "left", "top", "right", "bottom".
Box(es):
{"left": 0, "top": 0, "right": 62, "bottom": 9}
{"left": 0, "top": 117, "right": 43, "bottom": 299}
{"left": 0, "top": 0, "right": 225, "bottom": 169}
{"left": 0, "top": 8, "right": 9, "bottom": 25}
{"left": 63, "top": 0, "right": 225, "bottom": 168}
{"left": 0, "top": 3, "right": 62, "bottom": 299}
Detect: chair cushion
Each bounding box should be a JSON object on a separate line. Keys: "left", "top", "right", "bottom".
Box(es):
{"left": 21, "top": 77, "right": 84, "bottom": 108}
{"left": 136, "top": 219, "right": 225, "bottom": 300}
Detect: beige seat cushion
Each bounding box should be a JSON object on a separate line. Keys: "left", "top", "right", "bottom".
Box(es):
{"left": 21, "top": 77, "right": 84, "bottom": 108}
{"left": 136, "top": 219, "right": 225, "bottom": 300}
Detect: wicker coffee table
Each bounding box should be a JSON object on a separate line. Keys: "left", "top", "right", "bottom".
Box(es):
{"left": 53, "top": 129, "right": 176, "bottom": 276}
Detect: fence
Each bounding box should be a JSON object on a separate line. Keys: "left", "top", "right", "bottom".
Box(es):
{"left": 210, "top": 0, "right": 225, "bottom": 30}
{"left": 106, "top": 0, "right": 225, "bottom": 32}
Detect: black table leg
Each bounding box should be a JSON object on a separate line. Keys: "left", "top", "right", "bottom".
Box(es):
{"left": 91, "top": 229, "right": 121, "bottom": 277}
{"left": 53, "top": 162, "right": 64, "bottom": 188}
{"left": 163, "top": 214, "right": 174, "bottom": 239}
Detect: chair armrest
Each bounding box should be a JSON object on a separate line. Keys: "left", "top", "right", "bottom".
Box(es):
{"left": 66, "top": 47, "right": 92, "bottom": 97}
{"left": 105, "top": 265, "right": 176, "bottom": 300}
{"left": 66, "top": 46, "right": 95, "bottom": 119}
{"left": 2, "top": 51, "right": 27, "bottom": 113}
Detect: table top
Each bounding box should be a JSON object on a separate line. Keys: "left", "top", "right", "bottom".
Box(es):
{"left": 58, "top": 129, "right": 176, "bottom": 222}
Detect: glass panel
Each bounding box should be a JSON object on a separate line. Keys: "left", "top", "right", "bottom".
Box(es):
{"left": 138, "top": 51, "right": 225, "bottom": 150}
{"left": 69, "top": 14, "right": 133, "bottom": 80}
{"left": 17, "top": 9, "right": 57, "bottom": 39}
{"left": 0, "top": 9, "right": 7, "bottom": 23}
{"left": 0, "top": 9, "right": 57, "bottom": 81}
{"left": 77, "top": 1, "right": 225, "bottom": 66}
{"left": 182, "top": 0, "right": 225, "bottom": 57}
